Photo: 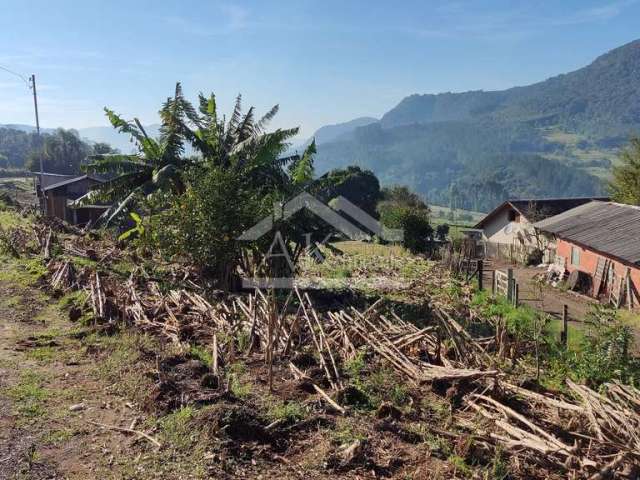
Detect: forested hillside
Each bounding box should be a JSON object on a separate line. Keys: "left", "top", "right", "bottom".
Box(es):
{"left": 0, "top": 127, "right": 39, "bottom": 169}
{"left": 314, "top": 39, "right": 640, "bottom": 211}
{"left": 0, "top": 127, "right": 115, "bottom": 175}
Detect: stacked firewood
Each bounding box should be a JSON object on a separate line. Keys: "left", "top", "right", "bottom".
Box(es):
{"left": 465, "top": 380, "right": 640, "bottom": 477}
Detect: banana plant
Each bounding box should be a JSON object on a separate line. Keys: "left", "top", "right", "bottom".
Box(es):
{"left": 82, "top": 83, "right": 197, "bottom": 225}
{"left": 118, "top": 212, "right": 145, "bottom": 242}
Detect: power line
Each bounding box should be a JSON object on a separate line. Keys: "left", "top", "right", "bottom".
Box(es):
{"left": 0, "top": 64, "right": 31, "bottom": 88}
{"left": 0, "top": 65, "right": 44, "bottom": 213}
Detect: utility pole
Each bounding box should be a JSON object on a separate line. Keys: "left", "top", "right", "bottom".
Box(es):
{"left": 30, "top": 74, "right": 45, "bottom": 215}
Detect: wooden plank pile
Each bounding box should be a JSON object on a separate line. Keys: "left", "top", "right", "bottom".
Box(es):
{"left": 466, "top": 379, "right": 640, "bottom": 476}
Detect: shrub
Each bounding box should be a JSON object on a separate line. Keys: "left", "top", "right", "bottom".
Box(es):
{"left": 378, "top": 202, "right": 433, "bottom": 254}
{"left": 436, "top": 223, "right": 450, "bottom": 241}
{"left": 157, "top": 166, "right": 272, "bottom": 285}
{"left": 266, "top": 400, "right": 306, "bottom": 423}
{"left": 568, "top": 307, "right": 639, "bottom": 386}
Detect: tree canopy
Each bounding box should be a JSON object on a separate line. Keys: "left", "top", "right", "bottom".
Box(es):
{"left": 318, "top": 166, "right": 381, "bottom": 217}
{"left": 0, "top": 127, "right": 116, "bottom": 174}
{"left": 610, "top": 137, "right": 640, "bottom": 206}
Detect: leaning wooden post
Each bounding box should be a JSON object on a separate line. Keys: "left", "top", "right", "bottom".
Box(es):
{"left": 477, "top": 260, "right": 484, "bottom": 291}
{"left": 492, "top": 270, "right": 496, "bottom": 296}
{"left": 561, "top": 305, "right": 568, "bottom": 347}
{"left": 507, "top": 269, "right": 514, "bottom": 302}
{"left": 212, "top": 333, "right": 218, "bottom": 375}
{"left": 626, "top": 269, "right": 632, "bottom": 311}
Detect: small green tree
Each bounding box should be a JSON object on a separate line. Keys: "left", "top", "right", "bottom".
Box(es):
{"left": 161, "top": 165, "right": 271, "bottom": 285}
{"left": 435, "top": 224, "right": 450, "bottom": 241}
{"left": 381, "top": 185, "right": 428, "bottom": 210}
{"left": 610, "top": 137, "right": 640, "bottom": 205}
{"left": 318, "top": 166, "right": 381, "bottom": 217}
{"left": 377, "top": 185, "right": 433, "bottom": 254}
{"left": 378, "top": 202, "right": 433, "bottom": 253}
{"left": 402, "top": 211, "right": 433, "bottom": 253}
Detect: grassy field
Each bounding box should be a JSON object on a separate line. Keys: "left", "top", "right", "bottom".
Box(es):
{"left": 430, "top": 204, "right": 485, "bottom": 222}
{"left": 542, "top": 129, "right": 619, "bottom": 179}
{"left": 0, "top": 177, "right": 35, "bottom": 207}
{"left": 332, "top": 240, "right": 411, "bottom": 257}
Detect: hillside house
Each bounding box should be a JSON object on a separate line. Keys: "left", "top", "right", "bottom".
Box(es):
{"left": 40, "top": 174, "right": 108, "bottom": 225}
{"left": 534, "top": 201, "right": 640, "bottom": 307}
{"left": 474, "top": 197, "right": 608, "bottom": 262}
{"left": 34, "top": 172, "right": 78, "bottom": 211}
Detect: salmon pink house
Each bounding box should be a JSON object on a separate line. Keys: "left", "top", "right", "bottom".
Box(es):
{"left": 535, "top": 201, "right": 640, "bottom": 308}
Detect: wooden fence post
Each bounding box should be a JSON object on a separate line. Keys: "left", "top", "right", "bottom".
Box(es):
{"left": 507, "top": 269, "right": 514, "bottom": 302}
{"left": 561, "top": 304, "right": 568, "bottom": 347}
{"left": 492, "top": 270, "right": 496, "bottom": 295}
{"left": 477, "top": 260, "right": 484, "bottom": 291}
{"left": 513, "top": 283, "right": 519, "bottom": 307}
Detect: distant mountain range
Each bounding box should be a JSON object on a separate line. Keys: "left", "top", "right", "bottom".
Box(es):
{"left": 311, "top": 39, "right": 640, "bottom": 211}
{"left": 312, "top": 117, "right": 378, "bottom": 145}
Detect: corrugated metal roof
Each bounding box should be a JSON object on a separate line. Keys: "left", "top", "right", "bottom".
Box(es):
{"left": 509, "top": 197, "right": 609, "bottom": 220}
{"left": 43, "top": 175, "right": 103, "bottom": 192}
{"left": 35, "top": 173, "right": 79, "bottom": 189}
{"left": 534, "top": 201, "right": 640, "bottom": 266}
{"left": 475, "top": 196, "right": 608, "bottom": 229}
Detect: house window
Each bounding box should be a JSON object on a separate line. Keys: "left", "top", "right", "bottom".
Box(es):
{"left": 571, "top": 246, "right": 581, "bottom": 266}
{"left": 508, "top": 210, "right": 520, "bottom": 222}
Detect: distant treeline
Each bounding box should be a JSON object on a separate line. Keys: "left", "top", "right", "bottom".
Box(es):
{"left": 0, "top": 127, "right": 116, "bottom": 175}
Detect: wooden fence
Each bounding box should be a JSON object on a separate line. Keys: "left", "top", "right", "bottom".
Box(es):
{"left": 482, "top": 242, "right": 554, "bottom": 265}
{"left": 494, "top": 270, "right": 510, "bottom": 298}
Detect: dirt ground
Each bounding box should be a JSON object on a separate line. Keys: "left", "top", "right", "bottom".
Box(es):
{"left": 0, "top": 263, "right": 153, "bottom": 479}
{"left": 484, "top": 259, "right": 597, "bottom": 322}
{"left": 0, "top": 177, "right": 36, "bottom": 207}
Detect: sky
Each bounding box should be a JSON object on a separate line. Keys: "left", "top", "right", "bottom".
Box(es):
{"left": 1, "top": 0, "right": 639, "bottom": 140}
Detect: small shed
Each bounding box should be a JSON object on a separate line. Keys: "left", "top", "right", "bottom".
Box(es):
{"left": 35, "top": 173, "right": 79, "bottom": 212}
{"left": 42, "top": 175, "right": 108, "bottom": 225}
{"left": 534, "top": 201, "right": 640, "bottom": 306}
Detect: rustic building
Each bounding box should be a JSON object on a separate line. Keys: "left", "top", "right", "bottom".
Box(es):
{"left": 40, "top": 175, "right": 108, "bottom": 225}
{"left": 474, "top": 197, "right": 608, "bottom": 262}
{"left": 534, "top": 201, "right": 640, "bottom": 307}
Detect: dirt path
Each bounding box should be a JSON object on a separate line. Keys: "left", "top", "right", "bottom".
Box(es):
{"left": 512, "top": 266, "right": 597, "bottom": 322}
{"left": 484, "top": 260, "right": 597, "bottom": 322}
{"left": 0, "top": 262, "right": 153, "bottom": 479}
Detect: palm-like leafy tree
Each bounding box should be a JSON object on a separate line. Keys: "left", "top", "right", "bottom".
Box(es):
{"left": 85, "top": 83, "right": 309, "bottom": 225}
{"left": 177, "top": 91, "right": 303, "bottom": 195}
{"left": 83, "top": 83, "right": 196, "bottom": 224}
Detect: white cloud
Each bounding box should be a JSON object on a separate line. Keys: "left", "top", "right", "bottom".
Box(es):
{"left": 399, "top": 0, "right": 638, "bottom": 40}
{"left": 551, "top": 0, "right": 639, "bottom": 25}
{"left": 163, "top": 3, "right": 249, "bottom": 36}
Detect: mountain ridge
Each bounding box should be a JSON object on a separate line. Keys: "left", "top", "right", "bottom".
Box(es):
{"left": 313, "top": 39, "right": 640, "bottom": 211}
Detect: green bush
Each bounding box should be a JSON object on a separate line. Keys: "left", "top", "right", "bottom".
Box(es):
{"left": 562, "top": 307, "right": 639, "bottom": 386}
{"left": 435, "top": 223, "right": 450, "bottom": 241}
{"left": 378, "top": 202, "right": 433, "bottom": 254}
{"left": 471, "top": 291, "right": 539, "bottom": 340}
{"left": 156, "top": 166, "right": 272, "bottom": 284}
